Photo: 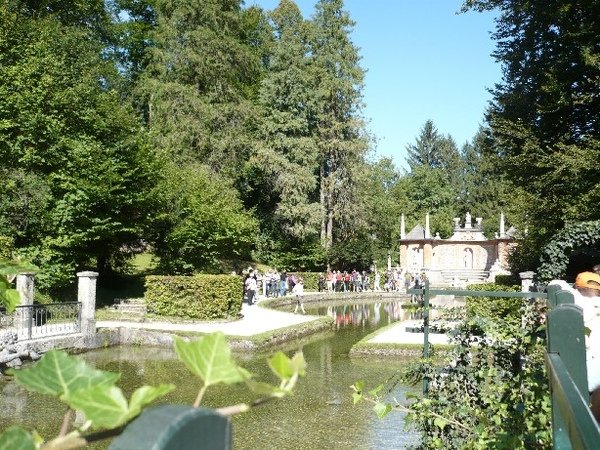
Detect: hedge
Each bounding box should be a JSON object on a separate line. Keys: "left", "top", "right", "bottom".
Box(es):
{"left": 145, "top": 274, "right": 242, "bottom": 320}
{"left": 465, "top": 282, "right": 522, "bottom": 327}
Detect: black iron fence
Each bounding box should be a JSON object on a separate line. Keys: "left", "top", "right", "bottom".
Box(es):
{"left": 0, "top": 302, "right": 81, "bottom": 340}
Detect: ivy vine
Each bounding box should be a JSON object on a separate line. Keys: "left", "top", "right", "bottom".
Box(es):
{"left": 537, "top": 221, "right": 600, "bottom": 282}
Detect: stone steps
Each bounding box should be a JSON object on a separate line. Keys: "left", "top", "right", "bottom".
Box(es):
{"left": 113, "top": 298, "right": 146, "bottom": 315}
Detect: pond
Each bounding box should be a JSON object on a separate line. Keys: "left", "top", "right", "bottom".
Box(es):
{"left": 0, "top": 301, "right": 421, "bottom": 449}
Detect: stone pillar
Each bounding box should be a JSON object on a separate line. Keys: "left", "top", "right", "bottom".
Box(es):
{"left": 500, "top": 212, "right": 506, "bottom": 238}
{"left": 425, "top": 213, "right": 431, "bottom": 239}
{"left": 423, "top": 243, "right": 432, "bottom": 270}
{"left": 400, "top": 214, "right": 406, "bottom": 239}
{"left": 16, "top": 273, "right": 35, "bottom": 306}
{"left": 77, "top": 271, "right": 98, "bottom": 337}
{"left": 519, "top": 271, "right": 536, "bottom": 292}
{"left": 16, "top": 272, "right": 35, "bottom": 334}
{"left": 399, "top": 244, "right": 408, "bottom": 269}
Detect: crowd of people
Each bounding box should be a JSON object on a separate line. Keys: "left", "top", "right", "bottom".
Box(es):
{"left": 242, "top": 267, "right": 427, "bottom": 304}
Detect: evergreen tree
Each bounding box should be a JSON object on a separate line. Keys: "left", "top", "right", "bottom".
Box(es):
{"left": 310, "top": 0, "right": 369, "bottom": 248}
{"left": 139, "top": 0, "right": 263, "bottom": 178}
{"left": 405, "top": 120, "right": 462, "bottom": 175}
{"left": 254, "top": 0, "right": 321, "bottom": 241}
{"left": 463, "top": 0, "right": 600, "bottom": 240}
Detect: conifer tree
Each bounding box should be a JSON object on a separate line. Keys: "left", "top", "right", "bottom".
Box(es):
{"left": 310, "top": 0, "right": 369, "bottom": 248}
{"left": 254, "top": 0, "right": 321, "bottom": 241}
{"left": 140, "top": 0, "right": 263, "bottom": 178}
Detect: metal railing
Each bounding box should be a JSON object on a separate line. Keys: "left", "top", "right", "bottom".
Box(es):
{"left": 1, "top": 302, "right": 81, "bottom": 340}
{"left": 408, "top": 281, "right": 600, "bottom": 449}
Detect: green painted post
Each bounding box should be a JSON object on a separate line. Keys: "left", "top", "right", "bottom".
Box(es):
{"left": 547, "top": 284, "right": 560, "bottom": 309}
{"left": 422, "top": 278, "right": 430, "bottom": 396}
{"left": 110, "top": 405, "right": 232, "bottom": 450}
{"left": 547, "top": 300, "right": 588, "bottom": 450}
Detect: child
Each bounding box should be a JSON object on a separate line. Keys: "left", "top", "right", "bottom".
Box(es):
{"left": 293, "top": 278, "right": 306, "bottom": 314}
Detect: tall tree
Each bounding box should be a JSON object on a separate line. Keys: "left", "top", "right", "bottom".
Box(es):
{"left": 405, "top": 120, "right": 462, "bottom": 175}
{"left": 0, "top": 1, "right": 154, "bottom": 288}
{"left": 139, "top": 0, "right": 263, "bottom": 178}
{"left": 310, "top": 0, "right": 369, "bottom": 248}
{"left": 253, "top": 0, "right": 321, "bottom": 241}
{"left": 462, "top": 0, "right": 600, "bottom": 242}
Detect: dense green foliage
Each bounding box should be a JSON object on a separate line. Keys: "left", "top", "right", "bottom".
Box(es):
{"left": 465, "top": 282, "right": 522, "bottom": 326}
{"left": 406, "top": 297, "right": 551, "bottom": 449}
{"left": 2, "top": 0, "right": 598, "bottom": 294}
{"left": 537, "top": 220, "right": 600, "bottom": 282}
{"left": 462, "top": 0, "right": 600, "bottom": 269}
{"left": 145, "top": 275, "right": 242, "bottom": 319}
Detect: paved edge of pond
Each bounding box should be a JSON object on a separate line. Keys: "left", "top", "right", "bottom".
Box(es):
{"left": 96, "top": 292, "right": 460, "bottom": 353}
{"left": 349, "top": 294, "right": 465, "bottom": 358}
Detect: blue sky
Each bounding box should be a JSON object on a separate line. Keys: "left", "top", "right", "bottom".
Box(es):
{"left": 247, "top": 0, "right": 501, "bottom": 170}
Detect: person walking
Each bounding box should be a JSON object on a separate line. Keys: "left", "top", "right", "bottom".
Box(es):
{"left": 374, "top": 271, "right": 381, "bottom": 291}
{"left": 279, "top": 270, "right": 288, "bottom": 297}
{"left": 244, "top": 269, "right": 257, "bottom": 305}
{"left": 293, "top": 278, "right": 306, "bottom": 314}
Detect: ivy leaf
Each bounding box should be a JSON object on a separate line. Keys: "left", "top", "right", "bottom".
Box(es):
{"left": 0, "top": 427, "right": 35, "bottom": 450}
{"left": 174, "top": 333, "right": 250, "bottom": 387}
{"left": 65, "top": 384, "right": 175, "bottom": 430}
{"left": 433, "top": 417, "right": 448, "bottom": 429}
{"left": 373, "top": 402, "right": 392, "bottom": 419}
{"left": 369, "top": 384, "right": 384, "bottom": 397}
{"left": 64, "top": 385, "right": 129, "bottom": 429}
{"left": 290, "top": 352, "right": 306, "bottom": 377}
{"left": 351, "top": 380, "right": 364, "bottom": 393}
{"left": 129, "top": 384, "right": 176, "bottom": 416}
{"left": 0, "top": 289, "right": 20, "bottom": 313}
{"left": 11, "top": 350, "right": 120, "bottom": 397}
{"left": 245, "top": 379, "right": 287, "bottom": 398}
{"left": 268, "top": 351, "right": 294, "bottom": 380}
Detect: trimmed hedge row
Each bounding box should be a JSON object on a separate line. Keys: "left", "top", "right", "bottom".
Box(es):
{"left": 465, "top": 282, "right": 522, "bottom": 327}
{"left": 145, "top": 274, "right": 242, "bottom": 320}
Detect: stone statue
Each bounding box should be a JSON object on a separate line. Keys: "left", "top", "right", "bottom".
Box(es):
{"left": 453, "top": 217, "right": 460, "bottom": 228}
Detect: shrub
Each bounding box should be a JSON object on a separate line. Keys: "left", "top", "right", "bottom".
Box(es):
{"left": 466, "top": 282, "right": 522, "bottom": 327}
{"left": 145, "top": 274, "right": 242, "bottom": 320}
{"left": 405, "top": 293, "right": 551, "bottom": 449}
{"left": 494, "top": 273, "right": 521, "bottom": 286}
{"left": 290, "top": 272, "right": 322, "bottom": 290}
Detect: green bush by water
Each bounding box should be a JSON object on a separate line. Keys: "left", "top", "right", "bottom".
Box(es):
{"left": 145, "top": 274, "right": 242, "bottom": 319}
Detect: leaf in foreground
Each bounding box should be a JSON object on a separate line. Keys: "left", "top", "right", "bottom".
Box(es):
{"left": 174, "top": 333, "right": 250, "bottom": 387}
{"left": 64, "top": 384, "right": 175, "bottom": 429}
{"left": 11, "top": 350, "right": 120, "bottom": 397}
{"left": 0, "top": 426, "right": 35, "bottom": 450}
{"left": 373, "top": 402, "right": 393, "bottom": 419}
{"left": 268, "top": 351, "right": 306, "bottom": 381}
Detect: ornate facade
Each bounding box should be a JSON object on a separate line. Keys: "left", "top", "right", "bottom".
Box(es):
{"left": 398, "top": 213, "right": 516, "bottom": 286}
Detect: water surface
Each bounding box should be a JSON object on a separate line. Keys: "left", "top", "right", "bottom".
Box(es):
{"left": 0, "top": 301, "right": 421, "bottom": 449}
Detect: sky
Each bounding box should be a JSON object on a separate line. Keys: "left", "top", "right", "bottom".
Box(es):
{"left": 247, "top": 0, "right": 501, "bottom": 170}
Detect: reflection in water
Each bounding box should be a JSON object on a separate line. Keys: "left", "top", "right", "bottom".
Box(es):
{"left": 0, "top": 300, "right": 420, "bottom": 449}
{"left": 319, "top": 301, "right": 420, "bottom": 328}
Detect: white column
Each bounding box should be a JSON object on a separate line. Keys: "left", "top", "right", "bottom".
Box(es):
{"left": 16, "top": 272, "right": 35, "bottom": 334}
{"left": 500, "top": 212, "right": 506, "bottom": 237}
{"left": 425, "top": 213, "right": 431, "bottom": 239}
{"left": 400, "top": 214, "right": 406, "bottom": 239}
{"left": 77, "top": 271, "right": 98, "bottom": 337}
